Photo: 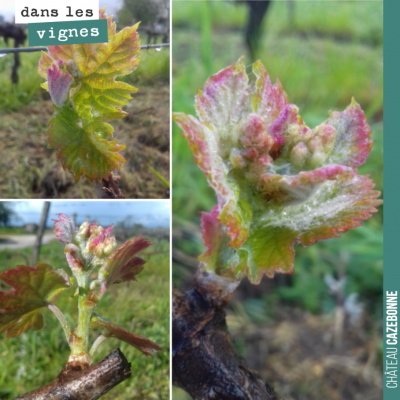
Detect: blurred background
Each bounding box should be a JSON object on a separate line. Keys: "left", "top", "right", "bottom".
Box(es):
{"left": 172, "top": 1, "right": 383, "bottom": 399}
{"left": 0, "top": 200, "right": 170, "bottom": 400}
{"left": 0, "top": 0, "right": 170, "bottom": 199}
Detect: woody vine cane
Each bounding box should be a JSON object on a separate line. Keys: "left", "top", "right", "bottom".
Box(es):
{"left": 173, "top": 58, "right": 382, "bottom": 399}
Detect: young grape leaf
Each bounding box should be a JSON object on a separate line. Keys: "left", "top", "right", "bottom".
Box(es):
{"left": 47, "top": 60, "right": 73, "bottom": 108}
{"left": 198, "top": 206, "right": 224, "bottom": 272}
{"left": 46, "top": 105, "right": 127, "bottom": 182}
{"left": 91, "top": 315, "right": 162, "bottom": 356}
{"left": 98, "top": 237, "right": 151, "bottom": 287}
{"left": 53, "top": 213, "right": 77, "bottom": 244}
{"left": 38, "top": 8, "right": 140, "bottom": 181}
{"left": 174, "top": 58, "right": 382, "bottom": 283}
{"left": 0, "top": 264, "right": 70, "bottom": 338}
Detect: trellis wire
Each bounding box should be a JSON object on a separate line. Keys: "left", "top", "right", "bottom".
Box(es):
{"left": 0, "top": 43, "right": 170, "bottom": 54}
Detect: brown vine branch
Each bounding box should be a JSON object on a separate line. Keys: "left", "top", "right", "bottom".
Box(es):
{"left": 173, "top": 270, "right": 283, "bottom": 400}
{"left": 14, "top": 349, "right": 131, "bottom": 400}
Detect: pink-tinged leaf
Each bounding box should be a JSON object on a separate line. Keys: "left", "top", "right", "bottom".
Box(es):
{"left": 172, "top": 113, "right": 212, "bottom": 179}
{"left": 258, "top": 165, "right": 353, "bottom": 204}
{"left": 112, "top": 257, "right": 146, "bottom": 284}
{"left": 325, "top": 98, "right": 373, "bottom": 168}
{"left": 53, "top": 213, "right": 77, "bottom": 244}
{"left": 198, "top": 206, "right": 223, "bottom": 270}
{"left": 237, "top": 172, "right": 382, "bottom": 283}
{"left": 48, "top": 45, "right": 74, "bottom": 64}
{"left": 173, "top": 58, "right": 382, "bottom": 283}
{"left": 38, "top": 51, "right": 54, "bottom": 79}
{"left": 0, "top": 264, "right": 70, "bottom": 338}
{"left": 172, "top": 114, "right": 243, "bottom": 247}
{"left": 98, "top": 237, "right": 152, "bottom": 286}
{"left": 91, "top": 315, "right": 162, "bottom": 356}
{"left": 252, "top": 60, "right": 288, "bottom": 122}
{"left": 47, "top": 61, "right": 73, "bottom": 108}
{"left": 195, "top": 58, "right": 251, "bottom": 134}
{"left": 92, "top": 225, "right": 113, "bottom": 247}
{"left": 219, "top": 199, "right": 251, "bottom": 248}
{"left": 100, "top": 6, "right": 116, "bottom": 38}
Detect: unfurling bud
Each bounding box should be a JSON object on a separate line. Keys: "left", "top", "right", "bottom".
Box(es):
{"left": 77, "top": 222, "right": 90, "bottom": 238}
{"left": 88, "top": 225, "right": 115, "bottom": 258}
{"left": 173, "top": 58, "right": 381, "bottom": 284}
{"left": 239, "top": 114, "right": 274, "bottom": 153}
{"left": 65, "top": 243, "right": 84, "bottom": 271}
{"left": 103, "top": 237, "right": 117, "bottom": 256}
{"left": 95, "top": 237, "right": 117, "bottom": 258}
{"left": 315, "top": 123, "right": 336, "bottom": 152}
{"left": 290, "top": 142, "right": 310, "bottom": 169}
{"left": 47, "top": 60, "right": 73, "bottom": 108}
{"left": 309, "top": 150, "right": 327, "bottom": 168}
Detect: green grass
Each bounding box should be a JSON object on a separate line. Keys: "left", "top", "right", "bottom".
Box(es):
{"left": 0, "top": 46, "right": 43, "bottom": 112}
{"left": 0, "top": 239, "right": 170, "bottom": 400}
{"left": 0, "top": 227, "right": 30, "bottom": 235}
{"left": 172, "top": 0, "right": 383, "bottom": 45}
{"left": 122, "top": 49, "right": 170, "bottom": 86}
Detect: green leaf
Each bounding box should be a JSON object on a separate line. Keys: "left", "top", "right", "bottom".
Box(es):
{"left": 39, "top": 9, "right": 140, "bottom": 182}
{"left": 47, "top": 106, "right": 126, "bottom": 182}
{"left": 237, "top": 171, "right": 381, "bottom": 283}
{"left": 0, "top": 264, "right": 70, "bottom": 338}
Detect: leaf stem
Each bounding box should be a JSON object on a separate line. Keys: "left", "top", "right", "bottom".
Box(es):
{"left": 47, "top": 304, "right": 71, "bottom": 346}
{"left": 89, "top": 334, "right": 109, "bottom": 358}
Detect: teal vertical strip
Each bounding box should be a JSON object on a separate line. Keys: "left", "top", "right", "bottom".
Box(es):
{"left": 28, "top": 19, "right": 108, "bottom": 46}
{"left": 384, "top": 1, "right": 400, "bottom": 399}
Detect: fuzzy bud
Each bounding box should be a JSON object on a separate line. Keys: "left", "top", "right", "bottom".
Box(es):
{"left": 309, "top": 150, "right": 327, "bottom": 168}
{"left": 65, "top": 243, "right": 84, "bottom": 271}
{"left": 239, "top": 113, "right": 274, "bottom": 153}
{"left": 47, "top": 61, "right": 73, "bottom": 108}
{"left": 290, "top": 142, "right": 310, "bottom": 169}
{"left": 77, "top": 222, "right": 90, "bottom": 239}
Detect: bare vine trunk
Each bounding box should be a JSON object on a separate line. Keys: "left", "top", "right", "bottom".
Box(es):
{"left": 173, "top": 270, "right": 283, "bottom": 400}
{"left": 14, "top": 349, "right": 131, "bottom": 400}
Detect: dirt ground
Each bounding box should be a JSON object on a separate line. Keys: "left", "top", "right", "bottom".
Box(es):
{"left": 0, "top": 84, "right": 170, "bottom": 199}
{"left": 228, "top": 304, "right": 383, "bottom": 400}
